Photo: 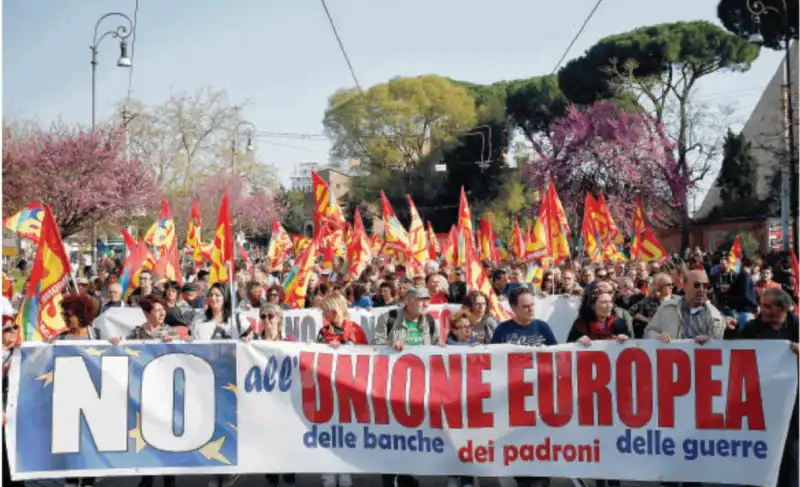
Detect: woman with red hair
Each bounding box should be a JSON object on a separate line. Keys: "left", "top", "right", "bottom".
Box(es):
{"left": 56, "top": 294, "right": 100, "bottom": 341}
{"left": 54, "top": 294, "right": 99, "bottom": 487}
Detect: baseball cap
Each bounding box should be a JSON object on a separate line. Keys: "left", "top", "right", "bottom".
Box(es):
{"left": 181, "top": 282, "right": 199, "bottom": 293}
{"left": 405, "top": 286, "right": 431, "bottom": 300}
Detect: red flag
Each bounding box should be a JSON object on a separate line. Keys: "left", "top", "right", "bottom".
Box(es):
{"left": 209, "top": 192, "right": 235, "bottom": 286}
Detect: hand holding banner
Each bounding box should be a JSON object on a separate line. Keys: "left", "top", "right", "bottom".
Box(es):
{"left": 7, "top": 339, "right": 797, "bottom": 487}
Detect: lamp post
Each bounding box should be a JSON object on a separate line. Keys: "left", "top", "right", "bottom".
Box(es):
{"left": 90, "top": 12, "right": 133, "bottom": 274}
{"left": 231, "top": 106, "right": 256, "bottom": 175}
{"left": 747, "top": 0, "right": 796, "bottom": 252}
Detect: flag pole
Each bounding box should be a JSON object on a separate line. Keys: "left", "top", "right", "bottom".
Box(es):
{"left": 227, "top": 260, "right": 237, "bottom": 318}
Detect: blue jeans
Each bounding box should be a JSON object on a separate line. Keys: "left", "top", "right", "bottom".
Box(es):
{"left": 735, "top": 311, "right": 755, "bottom": 329}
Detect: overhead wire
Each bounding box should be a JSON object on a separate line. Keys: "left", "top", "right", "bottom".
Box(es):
{"left": 320, "top": 0, "right": 363, "bottom": 92}
{"left": 551, "top": 0, "right": 605, "bottom": 74}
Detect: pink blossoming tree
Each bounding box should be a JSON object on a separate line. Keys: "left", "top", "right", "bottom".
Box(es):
{"left": 171, "top": 171, "right": 282, "bottom": 237}
{"left": 524, "top": 101, "right": 691, "bottom": 231}
{"left": 2, "top": 124, "right": 157, "bottom": 238}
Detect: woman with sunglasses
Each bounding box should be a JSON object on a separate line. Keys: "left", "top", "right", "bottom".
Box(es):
{"left": 243, "top": 303, "right": 295, "bottom": 342}
{"left": 2, "top": 299, "right": 22, "bottom": 487}
{"left": 242, "top": 303, "right": 296, "bottom": 487}
{"left": 265, "top": 284, "right": 290, "bottom": 310}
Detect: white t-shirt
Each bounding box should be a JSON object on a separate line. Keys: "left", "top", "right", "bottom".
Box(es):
{"left": 190, "top": 318, "right": 239, "bottom": 341}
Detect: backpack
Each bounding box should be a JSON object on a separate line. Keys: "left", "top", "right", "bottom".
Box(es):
{"left": 385, "top": 308, "right": 436, "bottom": 342}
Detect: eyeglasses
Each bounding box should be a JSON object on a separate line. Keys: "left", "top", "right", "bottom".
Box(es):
{"left": 3, "top": 326, "right": 18, "bottom": 333}
{"left": 268, "top": 293, "right": 279, "bottom": 298}
{"left": 693, "top": 282, "right": 710, "bottom": 289}
{"left": 260, "top": 313, "right": 277, "bottom": 320}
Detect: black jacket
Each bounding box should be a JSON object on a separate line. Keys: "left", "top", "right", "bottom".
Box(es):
{"left": 729, "top": 271, "right": 759, "bottom": 313}
{"left": 737, "top": 314, "right": 799, "bottom": 438}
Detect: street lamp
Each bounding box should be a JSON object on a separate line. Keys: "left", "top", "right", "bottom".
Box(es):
{"left": 90, "top": 12, "right": 133, "bottom": 274}
{"left": 231, "top": 106, "right": 256, "bottom": 175}
{"left": 747, "top": 0, "right": 796, "bottom": 252}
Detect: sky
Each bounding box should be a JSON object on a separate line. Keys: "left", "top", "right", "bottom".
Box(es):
{"left": 2, "top": 0, "right": 786, "bottom": 208}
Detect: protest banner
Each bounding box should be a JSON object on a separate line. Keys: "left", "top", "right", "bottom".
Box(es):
{"left": 7, "top": 339, "right": 796, "bottom": 486}
{"left": 95, "top": 297, "right": 580, "bottom": 344}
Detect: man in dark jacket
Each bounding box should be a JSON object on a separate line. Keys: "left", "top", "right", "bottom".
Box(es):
{"left": 728, "top": 256, "right": 760, "bottom": 328}
{"left": 736, "top": 287, "right": 798, "bottom": 487}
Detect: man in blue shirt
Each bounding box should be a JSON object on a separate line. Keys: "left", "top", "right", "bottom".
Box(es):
{"left": 491, "top": 287, "right": 556, "bottom": 487}
{"left": 492, "top": 287, "right": 558, "bottom": 347}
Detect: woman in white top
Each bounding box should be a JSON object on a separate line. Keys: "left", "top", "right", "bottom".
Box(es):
{"left": 191, "top": 283, "right": 240, "bottom": 487}
{"left": 190, "top": 283, "right": 239, "bottom": 341}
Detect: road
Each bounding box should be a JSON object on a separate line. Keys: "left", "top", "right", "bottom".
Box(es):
{"left": 23, "top": 476, "right": 653, "bottom": 487}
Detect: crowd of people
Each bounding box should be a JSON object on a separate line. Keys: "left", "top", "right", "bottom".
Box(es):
{"left": 1, "top": 245, "right": 798, "bottom": 487}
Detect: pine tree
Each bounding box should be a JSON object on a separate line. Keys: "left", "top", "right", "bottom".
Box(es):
{"left": 718, "top": 129, "right": 757, "bottom": 204}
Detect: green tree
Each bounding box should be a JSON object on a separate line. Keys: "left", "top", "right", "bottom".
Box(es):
{"left": 718, "top": 0, "right": 798, "bottom": 50}
{"left": 718, "top": 129, "right": 757, "bottom": 204}
{"left": 505, "top": 75, "right": 570, "bottom": 143}
{"left": 322, "top": 75, "right": 478, "bottom": 173}
{"left": 556, "top": 21, "right": 760, "bottom": 249}
{"left": 489, "top": 175, "right": 539, "bottom": 242}
{"left": 280, "top": 188, "right": 307, "bottom": 235}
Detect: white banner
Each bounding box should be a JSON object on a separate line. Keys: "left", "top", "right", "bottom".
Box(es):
{"left": 8, "top": 339, "right": 797, "bottom": 486}
{"left": 94, "top": 297, "right": 580, "bottom": 344}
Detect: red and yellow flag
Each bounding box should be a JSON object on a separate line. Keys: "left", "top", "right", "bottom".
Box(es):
{"left": 478, "top": 215, "right": 499, "bottom": 264}
{"left": 2, "top": 272, "right": 13, "bottom": 301}
{"left": 630, "top": 196, "right": 647, "bottom": 259}
{"left": 541, "top": 180, "right": 570, "bottom": 265}
{"left": 380, "top": 191, "right": 412, "bottom": 261}
{"left": 426, "top": 221, "right": 440, "bottom": 261}
{"left": 510, "top": 218, "right": 526, "bottom": 262}
{"left": 144, "top": 199, "right": 176, "bottom": 251}
{"left": 17, "top": 205, "right": 70, "bottom": 341}
{"left": 3, "top": 201, "right": 45, "bottom": 243}
{"left": 152, "top": 242, "right": 182, "bottom": 285}
{"left": 441, "top": 225, "right": 458, "bottom": 267}
{"left": 346, "top": 209, "right": 372, "bottom": 281}
{"left": 406, "top": 195, "right": 428, "bottom": 269}
{"left": 209, "top": 192, "right": 235, "bottom": 286}
{"left": 266, "top": 220, "right": 293, "bottom": 272}
{"left": 582, "top": 193, "right": 603, "bottom": 262}
{"left": 312, "top": 171, "right": 346, "bottom": 232}
{"left": 456, "top": 187, "right": 474, "bottom": 266}
{"left": 464, "top": 237, "right": 513, "bottom": 321}
{"left": 728, "top": 235, "right": 742, "bottom": 272}
{"left": 283, "top": 233, "right": 321, "bottom": 309}
{"left": 185, "top": 199, "right": 203, "bottom": 267}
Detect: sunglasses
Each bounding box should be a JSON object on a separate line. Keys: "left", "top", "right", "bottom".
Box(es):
{"left": 260, "top": 313, "right": 277, "bottom": 320}
{"left": 693, "top": 282, "right": 710, "bottom": 289}
{"left": 3, "top": 325, "right": 18, "bottom": 333}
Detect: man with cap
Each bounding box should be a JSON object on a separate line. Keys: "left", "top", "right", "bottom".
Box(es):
{"left": 372, "top": 286, "right": 440, "bottom": 487}
{"left": 178, "top": 282, "right": 204, "bottom": 309}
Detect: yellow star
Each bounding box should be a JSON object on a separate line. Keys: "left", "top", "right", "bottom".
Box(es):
{"left": 198, "top": 436, "right": 230, "bottom": 464}
{"left": 222, "top": 383, "right": 237, "bottom": 396}
{"left": 226, "top": 422, "right": 238, "bottom": 432}
{"left": 84, "top": 348, "right": 105, "bottom": 356}
{"left": 128, "top": 412, "right": 148, "bottom": 453}
{"left": 124, "top": 347, "right": 140, "bottom": 357}
{"left": 36, "top": 371, "right": 54, "bottom": 388}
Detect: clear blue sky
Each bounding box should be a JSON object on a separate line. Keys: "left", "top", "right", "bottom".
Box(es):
{"left": 2, "top": 0, "right": 785, "bottom": 200}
